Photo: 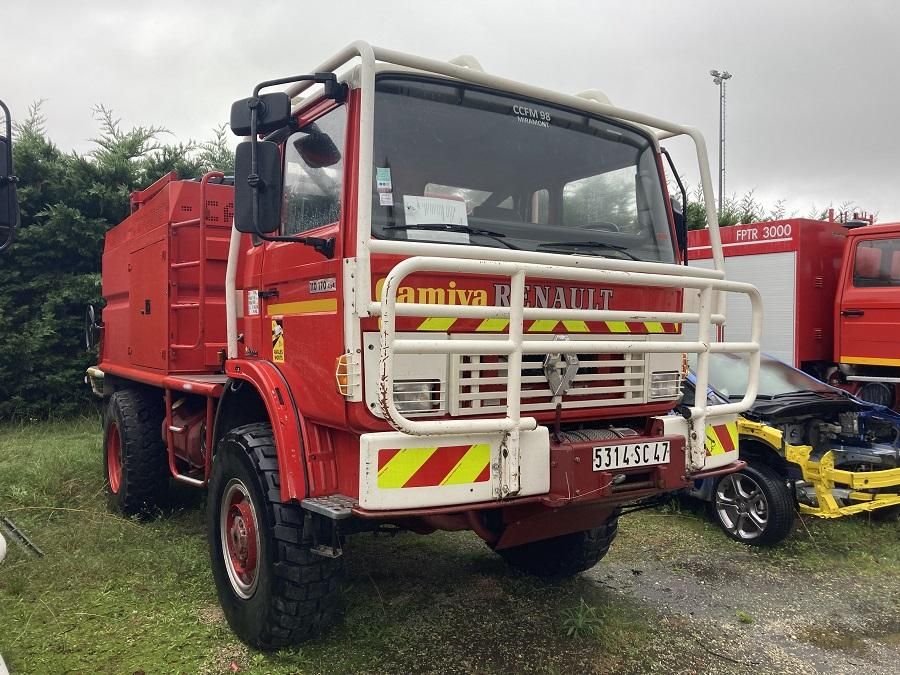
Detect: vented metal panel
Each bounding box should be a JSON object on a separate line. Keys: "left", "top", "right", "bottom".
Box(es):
{"left": 687, "top": 252, "right": 796, "bottom": 363}
{"left": 449, "top": 352, "right": 648, "bottom": 414}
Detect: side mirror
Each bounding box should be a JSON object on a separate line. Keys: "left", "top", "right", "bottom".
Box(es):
{"left": 230, "top": 93, "right": 291, "bottom": 137}
{"left": 84, "top": 304, "right": 103, "bottom": 351}
{"left": 671, "top": 196, "right": 687, "bottom": 254}
{"left": 0, "top": 133, "right": 19, "bottom": 253}
{"left": 293, "top": 124, "right": 341, "bottom": 169}
{"left": 234, "top": 140, "right": 282, "bottom": 234}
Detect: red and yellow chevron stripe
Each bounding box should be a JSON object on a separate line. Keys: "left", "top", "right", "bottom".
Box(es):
{"left": 377, "top": 443, "right": 491, "bottom": 489}
{"left": 411, "top": 318, "right": 681, "bottom": 333}
{"left": 705, "top": 422, "right": 738, "bottom": 456}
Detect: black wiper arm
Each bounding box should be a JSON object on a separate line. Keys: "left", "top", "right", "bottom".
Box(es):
{"left": 771, "top": 389, "right": 834, "bottom": 398}
{"left": 537, "top": 240, "right": 638, "bottom": 261}
{"left": 384, "top": 223, "right": 521, "bottom": 250}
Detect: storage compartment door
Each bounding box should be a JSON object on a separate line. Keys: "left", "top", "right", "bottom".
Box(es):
{"left": 686, "top": 252, "right": 796, "bottom": 365}
{"left": 129, "top": 240, "right": 168, "bottom": 370}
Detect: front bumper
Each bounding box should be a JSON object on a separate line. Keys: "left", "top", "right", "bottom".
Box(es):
{"left": 358, "top": 426, "right": 742, "bottom": 512}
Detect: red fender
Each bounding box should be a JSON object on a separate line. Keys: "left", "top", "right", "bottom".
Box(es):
{"left": 223, "top": 359, "right": 308, "bottom": 502}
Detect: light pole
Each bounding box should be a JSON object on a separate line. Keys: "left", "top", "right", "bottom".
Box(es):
{"left": 710, "top": 69, "right": 732, "bottom": 220}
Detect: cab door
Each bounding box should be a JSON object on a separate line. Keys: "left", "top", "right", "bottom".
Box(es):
{"left": 837, "top": 234, "right": 900, "bottom": 367}
{"left": 259, "top": 102, "right": 350, "bottom": 424}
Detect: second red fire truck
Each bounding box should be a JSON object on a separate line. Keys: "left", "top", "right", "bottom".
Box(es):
{"left": 688, "top": 218, "right": 900, "bottom": 407}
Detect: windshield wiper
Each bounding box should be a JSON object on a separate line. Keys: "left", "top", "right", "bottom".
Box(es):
{"left": 771, "top": 389, "right": 835, "bottom": 398}
{"left": 384, "top": 223, "right": 521, "bottom": 250}
{"left": 537, "top": 240, "right": 638, "bottom": 261}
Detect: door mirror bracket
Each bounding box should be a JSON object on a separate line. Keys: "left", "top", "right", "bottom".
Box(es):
{"left": 230, "top": 73, "right": 344, "bottom": 259}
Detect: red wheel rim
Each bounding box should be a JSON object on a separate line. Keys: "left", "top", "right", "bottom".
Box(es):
{"left": 220, "top": 479, "right": 260, "bottom": 598}
{"left": 106, "top": 423, "right": 123, "bottom": 494}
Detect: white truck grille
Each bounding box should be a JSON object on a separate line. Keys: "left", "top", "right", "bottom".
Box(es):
{"left": 451, "top": 351, "right": 647, "bottom": 414}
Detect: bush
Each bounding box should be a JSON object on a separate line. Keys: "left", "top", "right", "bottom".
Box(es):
{"left": 0, "top": 103, "right": 232, "bottom": 419}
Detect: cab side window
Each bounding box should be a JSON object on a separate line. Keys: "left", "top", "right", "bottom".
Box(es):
{"left": 282, "top": 106, "right": 347, "bottom": 235}
{"left": 853, "top": 238, "right": 900, "bottom": 287}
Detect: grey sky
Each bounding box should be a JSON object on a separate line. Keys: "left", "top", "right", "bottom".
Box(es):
{"left": 5, "top": 0, "right": 900, "bottom": 219}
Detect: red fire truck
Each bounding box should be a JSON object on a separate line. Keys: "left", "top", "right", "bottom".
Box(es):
{"left": 688, "top": 218, "right": 900, "bottom": 407}
{"left": 86, "top": 42, "right": 761, "bottom": 648}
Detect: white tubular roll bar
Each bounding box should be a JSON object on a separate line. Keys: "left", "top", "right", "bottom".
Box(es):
{"left": 279, "top": 41, "right": 728, "bottom": 321}
{"left": 223, "top": 42, "right": 759, "bottom": 477}
{"left": 376, "top": 254, "right": 762, "bottom": 473}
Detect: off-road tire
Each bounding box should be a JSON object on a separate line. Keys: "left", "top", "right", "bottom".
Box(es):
{"left": 711, "top": 461, "right": 794, "bottom": 546}
{"left": 103, "top": 388, "right": 168, "bottom": 517}
{"left": 208, "top": 423, "right": 343, "bottom": 649}
{"left": 496, "top": 512, "right": 619, "bottom": 579}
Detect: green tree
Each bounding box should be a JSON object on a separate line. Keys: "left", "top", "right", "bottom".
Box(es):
{"left": 0, "top": 103, "right": 233, "bottom": 419}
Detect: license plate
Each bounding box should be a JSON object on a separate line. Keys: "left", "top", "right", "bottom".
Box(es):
{"left": 592, "top": 441, "right": 670, "bottom": 472}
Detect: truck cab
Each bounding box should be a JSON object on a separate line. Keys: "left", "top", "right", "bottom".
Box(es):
{"left": 835, "top": 223, "right": 900, "bottom": 406}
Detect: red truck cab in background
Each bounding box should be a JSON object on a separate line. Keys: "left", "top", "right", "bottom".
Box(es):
{"left": 688, "top": 218, "right": 900, "bottom": 407}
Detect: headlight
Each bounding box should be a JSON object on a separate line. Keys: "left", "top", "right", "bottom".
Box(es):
{"left": 649, "top": 371, "right": 681, "bottom": 399}
{"left": 394, "top": 380, "right": 441, "bottom": 413}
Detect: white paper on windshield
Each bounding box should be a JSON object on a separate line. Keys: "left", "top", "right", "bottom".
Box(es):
{"left": 403, "top": 196, "right": 469, "bottom": 243}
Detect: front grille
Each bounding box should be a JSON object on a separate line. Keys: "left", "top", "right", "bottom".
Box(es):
{"left": 451, "top": 351, "right": 647, "bottom": 414}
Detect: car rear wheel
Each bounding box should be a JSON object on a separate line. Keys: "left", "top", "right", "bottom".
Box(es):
{"left": 871, "top": 504, "right": 900, "bottom": 522}
{"left": 712, "top": 462, "right": 794, "bottom": 545}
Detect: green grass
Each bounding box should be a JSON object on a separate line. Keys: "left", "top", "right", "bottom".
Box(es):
{"left": 1, "top": 419, "right": 898, "bottom": 673}
{"left": 619, "top": 494, "right": 900, "bottom": 577}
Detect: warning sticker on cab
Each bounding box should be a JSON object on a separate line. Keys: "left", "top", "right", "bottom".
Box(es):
{"left": 272, "top": 319, "right": 284, "bottom": 363}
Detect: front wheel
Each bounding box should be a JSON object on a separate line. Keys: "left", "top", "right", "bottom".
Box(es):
{"left": 208, "top": 423, "right": 343, "bottom": 649}
{"left": 496, "top": 512, "right": 619, "bottom": 579}
{"left": 712, "top": 462, "right": 795, "bottom": 545}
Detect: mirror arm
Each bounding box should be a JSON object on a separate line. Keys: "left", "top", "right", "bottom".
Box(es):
{"left": 244, "top": 73, "right": 346, "bottom": 239}
{"left": 660, "top": 146, "right": 688, "bottom": 264}
{"left": 252, "top": 232, "right": 336, "bottom": 259}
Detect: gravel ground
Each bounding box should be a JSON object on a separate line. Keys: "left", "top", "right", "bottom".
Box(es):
{"left": 592, "top": 514, "right": 900, "bottom": 675}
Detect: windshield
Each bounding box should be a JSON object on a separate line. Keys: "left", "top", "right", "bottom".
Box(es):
{"left": 689, "top": 353, "right": 835, "bottom": 399}
{"left": 371, "top": 76, "right": 676, "bottom": 263}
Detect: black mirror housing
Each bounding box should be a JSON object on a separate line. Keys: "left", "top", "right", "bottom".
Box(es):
{"left": 234, "top": 141, "right": 282, "bottom": 234}
{"left": 0, "top": 136, "right": 19, "bottom": 238}
{"left": 293, "top": 125, "right": 342, "bottom": 169}
{"left": 230, "top": 92, "right": 292, "bottom": 137}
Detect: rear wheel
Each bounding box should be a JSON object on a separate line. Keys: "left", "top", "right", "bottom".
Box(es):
{"left": 712, "top": 462, "right": 794, "bottom": 545}
{"left": 871, "top": 504, "right": 900, "bottom": 522}
{"left": 496, "top": 512, "right": 619, "bottom": 579}
{"left": 103, "top": 388, "right": 168, "bottom": 516}
{"left": 208, "top": 423, "right": 343, "bottom": 649}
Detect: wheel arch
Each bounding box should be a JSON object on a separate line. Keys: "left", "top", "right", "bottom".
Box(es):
{"left": 738, "top": 437, "right": 789, "bottom": 476}
{"left": 690, "top": 436, "right": 788, "bottom": 502}
{"left": 214, "top": 361, "right": 310, "bottom": 502}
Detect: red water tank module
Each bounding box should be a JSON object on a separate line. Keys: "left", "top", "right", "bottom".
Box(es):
{"left": 101, "top": 173, "right": 235, "bottom": 376}
{"left": 687, "top": 219, "right": 847, "bottom": 370}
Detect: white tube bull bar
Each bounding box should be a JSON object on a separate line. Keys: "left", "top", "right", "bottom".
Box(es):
{"left": 375, "top": 253, "right": 762, "bottom": 488}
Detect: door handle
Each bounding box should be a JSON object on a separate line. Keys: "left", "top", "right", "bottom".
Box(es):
{"left": 840, "top": 309, "right": 865, "bottom": 317}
